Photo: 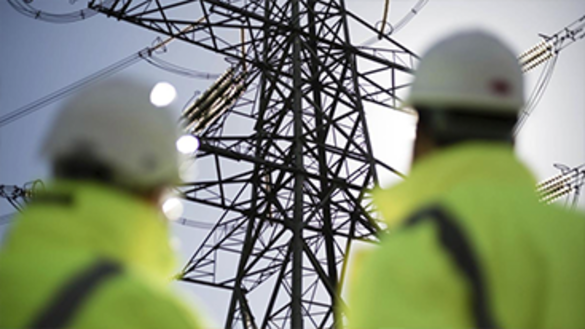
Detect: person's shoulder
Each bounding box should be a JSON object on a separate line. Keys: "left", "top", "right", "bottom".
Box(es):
{"left": 71, "top": 268, "right": 206, "bottom": 329}
{"left": 536, "top": 204, "right": 585, "bottom": 240}
{"left": 545, "top": 203, "right": 585, "bottom": 221}
{"left": 438, "top": 180, "right": 540, "bottom": 225}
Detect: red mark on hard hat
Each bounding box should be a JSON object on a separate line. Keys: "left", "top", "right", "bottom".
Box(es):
{"left": 490, "top": 79, "right": 511, "bottom": 96}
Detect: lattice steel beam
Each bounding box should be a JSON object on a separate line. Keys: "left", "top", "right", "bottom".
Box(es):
{"left": 90, "top": 0, "right": 417, "bottom": 328}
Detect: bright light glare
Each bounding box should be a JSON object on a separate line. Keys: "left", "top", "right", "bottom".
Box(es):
{"left": 162, "top": 197, "right": 184, "bottom": 221}
{"left": 176, "top": 135, "right": 200, "bottom": 154}
{"left": 150, "top": 82, "right": 177, "bottom": 107}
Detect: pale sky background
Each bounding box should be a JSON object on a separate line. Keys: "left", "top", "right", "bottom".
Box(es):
{"left": 1, "top": 0, "right": 584, "bottom": 327}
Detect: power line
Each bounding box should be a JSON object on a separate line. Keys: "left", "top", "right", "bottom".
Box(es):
{"left": 0, "top": 29, "right": 221, "bottom": 129}
{"left": 144, "top": 56, "right": 221, "bottom": 80}
{"left": 0, "top": 13, "right": 216, "bottom": 129}
{"left": 7, "top": 0, "right": 114, "bottom": 23}
{"left": 515, "top": 54, "right": 558, "bottom": 134}
{"left": 0, "top": 50, "right": 144, "bottom": 128}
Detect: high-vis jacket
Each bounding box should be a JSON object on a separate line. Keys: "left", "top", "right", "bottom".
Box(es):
{"left": 0, "top": 181, "right": 205, "bottom": 329}
{"left": 346, "top": 143, "right": 585, "bottom": 329}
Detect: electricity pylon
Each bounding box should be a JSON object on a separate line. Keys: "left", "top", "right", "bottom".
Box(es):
{"left": 87, "top": 1, "right": 418, "bottom": 328}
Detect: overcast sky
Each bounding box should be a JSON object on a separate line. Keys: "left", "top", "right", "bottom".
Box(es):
{"left": 1, "top": 0, "right": 584, "bottom": 326}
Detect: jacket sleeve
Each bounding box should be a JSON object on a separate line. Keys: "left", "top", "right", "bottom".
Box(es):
{"left": 346, "top": 221, "right": 473, "bottom": 329}
{"left": 70, "top": 273, "right": 208, "bottom": 329}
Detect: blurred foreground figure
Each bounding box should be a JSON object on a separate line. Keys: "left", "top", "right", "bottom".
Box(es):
{"left": 346, "top": 31, "right": 585, "bottom": 329}
{"left": 0, "top": 79, "right": 205, "bottom": 328}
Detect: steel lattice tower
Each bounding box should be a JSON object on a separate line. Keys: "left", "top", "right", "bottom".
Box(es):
{"left": 90, "top": 1, "right": 417, "bottom": 327}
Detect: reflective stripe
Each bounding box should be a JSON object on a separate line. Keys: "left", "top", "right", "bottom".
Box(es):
{"left": 30, "top": 260, "right": 121, "bottom": 329}
{"left": 406, "top": 205, "right": 500, "bottom": 329}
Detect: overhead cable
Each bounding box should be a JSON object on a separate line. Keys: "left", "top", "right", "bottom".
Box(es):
{"left": 514, "top": 55, "right": 558, "bottom": 134}
{"left": 7, "top": 0, "right": 114, "bottom": 23}
{"left": 0, "top": 51, "right": 144, "bottom": 128}
{"left": 144, "top": 56, "right": 221, "bottom": 80}
{"left": 0, "top": 22, "right": 219, "bottom": 129}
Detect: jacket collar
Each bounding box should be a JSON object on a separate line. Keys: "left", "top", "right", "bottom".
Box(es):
{"left": 25, "top": 181, "right": 177, "bottom": 280}
{"left": 373, "top": 142, "right": 537, "bottom": 229}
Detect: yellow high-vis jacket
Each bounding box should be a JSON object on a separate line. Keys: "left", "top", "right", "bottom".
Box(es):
{"left": 345, "top": 143, "right": 585, "bottom": 329}
{"left": 0, "top": 181, "right": 205, "bottom": 329}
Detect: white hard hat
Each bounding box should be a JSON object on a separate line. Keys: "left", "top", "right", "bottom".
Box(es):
{"left": 43, "top": 77, "right": 182, "bottom": 190}
{"left": 405, "top": 30, "right": 524, "bottom": 115}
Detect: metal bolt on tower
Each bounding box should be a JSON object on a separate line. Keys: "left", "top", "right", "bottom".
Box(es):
{"left": 89, "top": 0, "right": 417, "bottom": 327}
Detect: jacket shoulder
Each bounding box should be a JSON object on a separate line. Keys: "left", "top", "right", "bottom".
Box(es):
{"left": 346, "top": 221, "right": 473, "bottom": 329}
{"left": 70, "top": 269, "right": 206, "bottom": 329}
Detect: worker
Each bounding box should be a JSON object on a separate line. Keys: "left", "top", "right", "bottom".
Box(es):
{"left": 0, "top": 78, "right": 206, "bottom": 328}
{"left": 345, "top": 31, "right": 585, "bottom": 329}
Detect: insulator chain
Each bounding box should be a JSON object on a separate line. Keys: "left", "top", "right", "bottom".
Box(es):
{"left": 537, "top": 164, "right": 585, "bottom": 205}
{"left": 519, "top": 14, "right": 585, "bottom": 73}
